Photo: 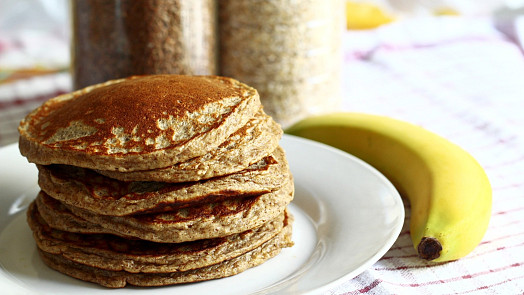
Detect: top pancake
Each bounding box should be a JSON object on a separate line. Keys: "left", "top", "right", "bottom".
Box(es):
{"left": 19, "top": 75, "right": 261, "bottom": 171}
{"left": 95, "top": 109, "right": 282, "bottom": 183}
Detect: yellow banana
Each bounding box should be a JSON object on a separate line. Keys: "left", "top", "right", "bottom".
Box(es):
{"left": 285, "top": 112, "right": 492, "bottom": 262}
{"left": 345, "top": 1, "right": 395, "bottom": 30}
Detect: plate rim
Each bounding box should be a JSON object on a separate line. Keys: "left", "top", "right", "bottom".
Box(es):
{"left": 279, "top": 134, "right": 405, "bottom": 294}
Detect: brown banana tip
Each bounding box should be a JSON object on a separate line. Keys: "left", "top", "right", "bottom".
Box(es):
{"left": 417, "top": 237, "right": 442, "bottom": 260}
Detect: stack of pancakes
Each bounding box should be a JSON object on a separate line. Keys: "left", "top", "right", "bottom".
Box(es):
{"left": 18, "top": 75, "right": 294, "bottom": 288}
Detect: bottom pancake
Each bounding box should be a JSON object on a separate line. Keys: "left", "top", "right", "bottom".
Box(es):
{"left": 28, "top": 201, "right": 290, "bottom": 273}
{"left": 36, "top": 216, "right": 294, "bottom": 288}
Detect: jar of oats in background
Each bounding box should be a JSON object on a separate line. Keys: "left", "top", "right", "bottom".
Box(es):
{"left": 71, "top": 0, "right": 217, "bottom": 90}
{"left": 218, "top": 0, "right": 344, "bottom": 128}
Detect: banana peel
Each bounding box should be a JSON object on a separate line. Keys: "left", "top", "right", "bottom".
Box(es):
{"left": 285, "top": 112, "right": 492, "bottom": 262}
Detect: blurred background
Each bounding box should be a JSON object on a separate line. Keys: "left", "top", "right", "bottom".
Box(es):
{"left": 1, "top": 0, "right": 524, "bottom": 146}
{"left": 1, "top": 0, "right": 523, "bottom": 78}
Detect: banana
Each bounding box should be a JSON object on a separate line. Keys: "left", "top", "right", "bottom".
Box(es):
{"left": 285, "top": 112, "right": 492, "bottom": 262}
{"left": 345, "top": 1, "right": 395, "bottom": 30}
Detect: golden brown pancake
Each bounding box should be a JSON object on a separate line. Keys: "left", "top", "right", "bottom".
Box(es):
{"left": 37, "top": 176, "right": 293, "bottom": 243}
{"left": 19, "top": 75, "right": 261, "bottom": 171}
{"left": 37, "top": 217, "right": 293, "bottom": 288}
{"left": 96, "top": 109, "right": 282, "bottom": 183}
{"left": 35, "top": 191, "right": 131, "bottom": 237}
{"left": 28, "top": 201, "right": 289, "bottom": 273}
{"left": 37, "top": 147, "right": 290, "bottom": 216}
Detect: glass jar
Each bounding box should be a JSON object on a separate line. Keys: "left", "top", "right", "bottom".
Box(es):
{"left": 71, "top": 0, "right": 217, "bottom": 90}
{"left": 219, "top": 0, "right": 344, "bottom": 128}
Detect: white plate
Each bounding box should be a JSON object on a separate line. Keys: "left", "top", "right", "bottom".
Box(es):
{"left": 0, "top": 135, "right": 404, "bottom": 294}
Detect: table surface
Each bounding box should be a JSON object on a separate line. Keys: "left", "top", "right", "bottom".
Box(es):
{"left": 1, "top": 16, "right": 523, "bottom": 295}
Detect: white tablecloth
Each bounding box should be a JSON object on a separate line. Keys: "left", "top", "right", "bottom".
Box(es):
{"left": 329, "top": 17, "right": 524, "bottom": 295}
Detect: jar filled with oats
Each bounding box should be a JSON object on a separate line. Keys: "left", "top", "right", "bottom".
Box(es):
{"left": 219, "top": 0, "right": 344, "bottom": 128}
{"left": 71, "top": 0, "right": 217, "bottom": 90}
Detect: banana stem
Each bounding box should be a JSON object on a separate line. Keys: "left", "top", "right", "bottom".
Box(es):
{"left": 417, "top": 237, "right": 443, "bottom": 260}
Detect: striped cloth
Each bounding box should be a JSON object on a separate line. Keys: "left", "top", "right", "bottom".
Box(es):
{"left": 327, "top": 17, "right": 524, "bottom": 294}
{"left": 0, "top": 16, "right": 523, "bottom": 294}
{"left": 0, "top": 73, "right": 71, "bottom": 146}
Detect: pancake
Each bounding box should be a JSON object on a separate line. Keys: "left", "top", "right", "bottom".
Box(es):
{"left": 28, "top": 201, "right": 290, "bottom": 273}
{"left": 37, "top": 176, "right": 294, "bottom": 243}
{"left": 19, "top": 75, "right": 261, "bottom": 171}
{"left": 37, "top": 217, "right": 293, "bottom": 288}
{"left": 37, "top": 146, "right": 290, "bottom": 216}
{"left": 35, "top": 192, "right": 125, "bottom": 237}
{"left": 20, "top": 73, "right": 295, "bottom": 288}
{"left": 96, "top": 109, "right": 282, "bottom": 183}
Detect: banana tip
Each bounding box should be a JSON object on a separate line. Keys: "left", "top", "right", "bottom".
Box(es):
{"left": 417, "top": 237, "right": 442, "bottom": 260}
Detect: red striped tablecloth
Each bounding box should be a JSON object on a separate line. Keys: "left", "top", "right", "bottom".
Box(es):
{"left": 0, "top": 73, "right": 71, "bottom": 146}
{"left": 0, "top": 16, "right": 522, "bottom": 295}
{"left": 328, "top": 17, "right": 524, "bottom": 294}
